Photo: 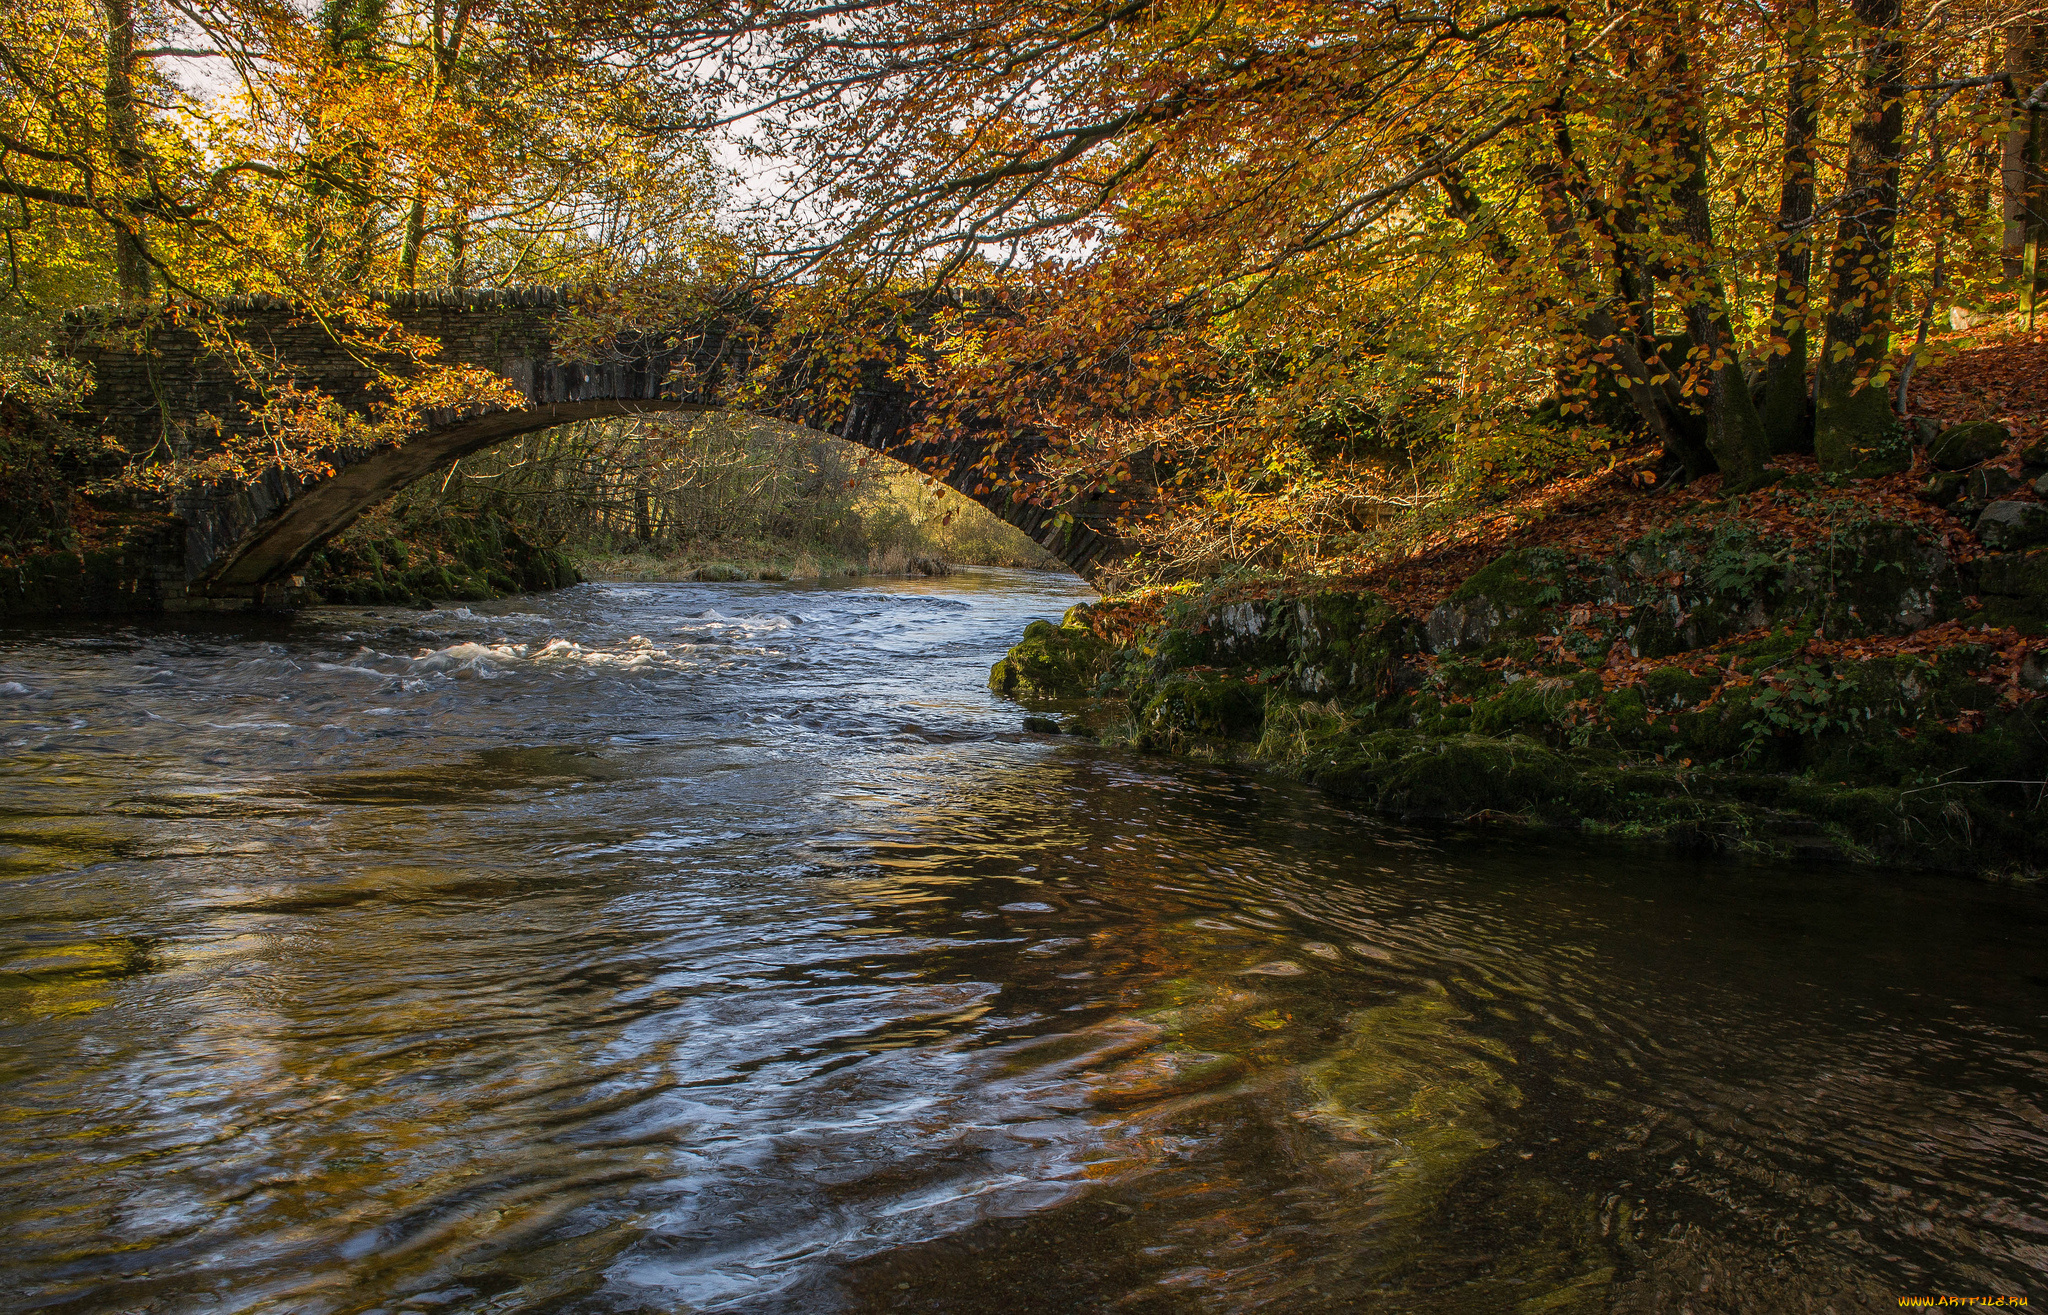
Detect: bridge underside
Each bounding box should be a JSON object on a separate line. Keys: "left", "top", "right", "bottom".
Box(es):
{"left": 191, "top": 398, "right": 1123, "bottom": 595}
{"left": 72, "top": 290, "right": 1129, "bottom": 600}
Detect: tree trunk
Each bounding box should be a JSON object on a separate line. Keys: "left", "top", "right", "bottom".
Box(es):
{"left": 400, "top": 192, "right": 428, "bottom": 285}
{"left": 2020, "top": 103, "right": 2047, "bottom": 326}
{"left": 1660, "top": 7, "right": 1774, "bottom": 490}
{"left": 1968, "top": 34, "right": 2001, "bottom": 227}
{"left": 1608, "top": 43, "right": 1661, "bottom": 363}
{"left": 1761, "top": 0, "right": 1820, "bottom": 454}
{"left": 400, "top": 0, "right": 470, "bottom": 289}
{"left": 1530, "top": 103, "right": 1710, "bottom": 474}
{"left": 1814, "top": 0, "right": 1908, "bottom": 477}
{"left": 2002, "top": 23, "right": 2047, "bottom": 282}
{"left": 101, "top": 0, "right": 149, "bottom": 300}
{"left": 448, "top": 212, "right": 469, "bottom": 289}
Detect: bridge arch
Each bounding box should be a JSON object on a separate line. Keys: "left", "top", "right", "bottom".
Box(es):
{"left": 72, "top": 288, "right": 1126, "bottom": 602}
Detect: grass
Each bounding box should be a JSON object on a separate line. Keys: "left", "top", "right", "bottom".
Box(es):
{"left": 569, "top": 539, "right": 949, "bottom": 582}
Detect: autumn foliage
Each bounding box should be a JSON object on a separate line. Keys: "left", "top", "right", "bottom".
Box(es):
{"left": 5, "top": 0, "right": 2048, "bottom": 576}
{"left": 667, "top": 0, "right": 2048, "bottom": 579}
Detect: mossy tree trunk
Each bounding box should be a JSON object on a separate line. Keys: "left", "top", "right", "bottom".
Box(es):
{"left": 2020, "top": 103, "right": 2047, "bottom": 325}
{"left": 1814, "top": 0, "right": 1909, "bottom": 476}
{"left": 1661, "top": 6, "right": 1775, "bottom": 491}
{"left": 1762, "top": 0, "right": 1820, "bottom": 455}
{"left": 2000, "top": 22, "right": 2047, "bottom": 288}
{"left": 1531, "top": 101, "right": 1713, "bottom": 477}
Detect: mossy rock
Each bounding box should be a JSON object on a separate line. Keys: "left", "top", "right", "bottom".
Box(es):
{"left": 1729, "top": 625, "right": 1812, "bottom": 669}
{"left": 1448, "top": 547, "right": 1574, "bottom": 610}
{"left": 1137, "top": 674, "right": 1264, "bottom": 742}
{"left": 1968, "top": 466, "right": 2022, "bottom": 501}
{"left": 1643, "top": 666, "right": 1714, "bottom": 710}
{"left": 1371, "top": 734, "right": 1581, "bottom": 820}
{"left": 1917, "top": 471, "right": 1968, "bottom": 507}
{"left": 990, "top": 620, "right": 1114, "bottom": 698}
{"left": 398, "top": 564, "right": 465, "bottom": 600}
{"left": 1189, "top": 599, "right": 1284, "bottom": 668}
{"left": 1927, "top": 420, "right": 2011, "bottom": 470}
{"left": 1284, "top": 590, "right": 1411, "bottom": 694}
{"left": 1791, "top": 522, "right": 1959, "bottom": 634}
{"left": 1601, "top": 687, "right": 1649, "bottom": 732}
{"left": 1291, "top": 709, "right": 2040, "bottom": 870}
{"left": 1977, "top": 596, "right": 2048, "bottom": 635}
{"left": 1425, "top": 549, "right": 1576, "bottom": 653}
{"left": 1432, "top": 659, "right": 1498, "bottom": 699}
{"left": 693, "top": 563, "right": 751, "bottom": 582}
{"left": 1975, "top": 500, "right": 2048, "bottom": 552}
{"left": 1411, "top": 700, "right": 1474, "bottom": 735}
{"left": 1152, "top": 621, "right": 1217, "bottom": 670}
{"left": 1466, "top": 673, "right": 1599, "bottom": 738}
{"left": 1147, "top": 589, "right": 1415, "bottom": 697}
{"left": 1971, "top": 549, "right": 2047, "bottom": 629}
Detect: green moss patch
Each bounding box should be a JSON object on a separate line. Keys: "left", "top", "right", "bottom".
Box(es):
{"left": 989, "top": 619, "right": 1115, "bottom": 699}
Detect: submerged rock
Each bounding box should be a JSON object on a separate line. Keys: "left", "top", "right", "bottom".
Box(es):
{"left": 1087, "top": 1049, "right": 1248, "bottom": 1109}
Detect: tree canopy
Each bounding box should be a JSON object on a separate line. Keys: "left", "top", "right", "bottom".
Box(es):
{"left": 5, "top": 0, "right": 2046, "bottom": 577}
{"left": 672, "top": 0, "right": 2046, "bottom": 573}
{"left": 1, "top": 0, "right": 722, "bottom": 485}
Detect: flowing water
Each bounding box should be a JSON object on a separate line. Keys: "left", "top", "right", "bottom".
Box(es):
{"left": 1, "top": 569, "right": 2043, "bottom": 1314}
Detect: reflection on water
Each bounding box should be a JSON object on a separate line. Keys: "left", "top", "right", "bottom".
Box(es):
{"left": 0, "top": 570, "right": 2043, "bottom": 1313}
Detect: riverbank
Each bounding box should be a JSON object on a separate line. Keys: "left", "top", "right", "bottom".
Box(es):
{"left": 568, "top": 540, "right": 958, "bottom": 584}
{"left": 0, "top": 502, "right": 1007, "bottom": 617}
{"left": 0, "top": 454, "right": 1054, "bottom": 618}
{"left": 992, "top": 432, "right": 2048, "bottom": 879}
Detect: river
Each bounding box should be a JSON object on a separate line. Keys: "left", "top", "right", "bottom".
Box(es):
{"left": 1, "top": 568, "right": 2042, "bottom": 1313}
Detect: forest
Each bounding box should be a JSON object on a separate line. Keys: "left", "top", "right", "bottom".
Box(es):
{"left": 0, "top": 0, "right": 2040, "bottom": 581}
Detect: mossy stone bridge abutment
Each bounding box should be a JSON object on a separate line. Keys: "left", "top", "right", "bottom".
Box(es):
{"left": 76, "top": 288, "right": 1124, "bottom": 601}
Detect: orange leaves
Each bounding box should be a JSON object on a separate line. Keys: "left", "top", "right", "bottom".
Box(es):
{"left": 1909, "top": 329, "right": 2048, "bottom": 444}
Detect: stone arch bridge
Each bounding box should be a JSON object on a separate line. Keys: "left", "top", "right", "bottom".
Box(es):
{"left": 74, "top": 288, "right": 1127, "bottom": 605}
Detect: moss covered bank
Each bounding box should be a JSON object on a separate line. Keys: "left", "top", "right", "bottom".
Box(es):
{"left": 296, "top": 501, "right": 581, "bottom": 608}
{"left": 994, "top": 471, "right": 2048, "bottom": 878}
